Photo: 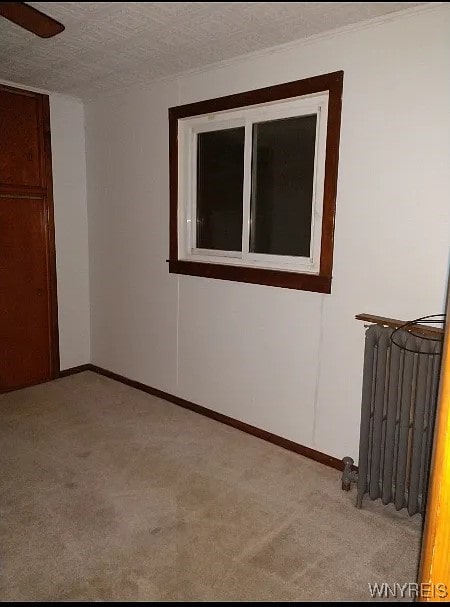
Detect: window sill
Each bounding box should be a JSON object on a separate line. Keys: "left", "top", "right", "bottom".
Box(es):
{"left": 169, "top": 259, "right": 332, "bottom": 293}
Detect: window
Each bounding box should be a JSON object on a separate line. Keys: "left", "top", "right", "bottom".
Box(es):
{"left": 169, "top": 71, "right": 343, "bottom": 292}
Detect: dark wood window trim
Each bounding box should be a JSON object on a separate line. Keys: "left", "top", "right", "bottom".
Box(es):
{"left": 169, "top": 70, "right": 343, "bottom": 293}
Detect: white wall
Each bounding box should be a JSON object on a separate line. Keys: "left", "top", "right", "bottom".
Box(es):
{"left": 50, "top": 94, "right": 90, "bottom": 369}
{"left": 86, "top": 5, "right": 450, "bottom": 461}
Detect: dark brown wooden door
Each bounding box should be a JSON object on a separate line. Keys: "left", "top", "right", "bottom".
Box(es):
{"left": 0, "top": 89, "right": 44, "bottom": 190}
{"left": 0, "top": 85, "right": 58, "bottom": 392}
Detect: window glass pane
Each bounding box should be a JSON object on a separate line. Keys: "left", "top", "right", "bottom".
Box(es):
{"left": 250, "top": 114, "right": 317, "bottom": 257}
{"left": 196, "top": 127, "right": 245, "bottom": 251}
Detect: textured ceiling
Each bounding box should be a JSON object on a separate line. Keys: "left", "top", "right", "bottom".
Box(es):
{"left": 0, "top": 2, "right": 427, "bottom": 99}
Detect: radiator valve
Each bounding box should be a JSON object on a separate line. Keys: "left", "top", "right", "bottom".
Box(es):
{"left": 341, "top": 456, "right": 358, "bottom": 491}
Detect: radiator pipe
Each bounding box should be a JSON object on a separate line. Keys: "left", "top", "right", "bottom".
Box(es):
{"left": 341, "top": 456, "right": 358, "bottom": 491}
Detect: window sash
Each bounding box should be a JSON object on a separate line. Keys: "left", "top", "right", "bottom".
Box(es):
{"left": 178, "top": 93, "right": 329, "bottom": 274}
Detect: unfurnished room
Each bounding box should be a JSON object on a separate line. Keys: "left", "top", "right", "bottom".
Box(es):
{"left": 0, "top": 1, "right": 449, "bottom": 602}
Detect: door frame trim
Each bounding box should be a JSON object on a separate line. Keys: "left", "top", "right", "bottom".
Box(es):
{"left": 0, "top": 84, "right": 60, "bottom": 380}
{"left": 41, "top": 94, "right": 60, "bottom": 378}
{"left": 419, "top": 290, "right": 450, "bottom": 601}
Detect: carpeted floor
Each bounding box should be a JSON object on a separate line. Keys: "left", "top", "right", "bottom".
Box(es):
{"left": 0, "top": 371, "right": 421, "bottom": 601}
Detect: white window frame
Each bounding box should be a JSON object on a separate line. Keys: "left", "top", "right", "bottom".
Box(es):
{"left": 177, "top": 92, "right": 329, "bottom": 275}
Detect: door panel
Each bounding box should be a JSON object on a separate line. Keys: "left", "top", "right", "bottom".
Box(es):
{"left": 0, "top": 196, "right": 52, "bottom": 391}
{"left": 0, "top": 85, "right": 58, "bottom": 392}
{"left": 0, "top": 89, "right": 43, "bottom": 189}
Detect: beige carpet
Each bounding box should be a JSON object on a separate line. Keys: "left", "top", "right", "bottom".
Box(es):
{"left": 0, "top": 371, "right": 421, "bottom": 601}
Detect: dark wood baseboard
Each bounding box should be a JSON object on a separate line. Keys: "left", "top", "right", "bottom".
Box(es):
{"left": 87, "top": 364, "right": 352, "bottom": 473}
{"left": 58, "top": 364, "right": 93, "bottom": 378}
{"left": 1, "top": 366, "right": 89, "bottom": 393}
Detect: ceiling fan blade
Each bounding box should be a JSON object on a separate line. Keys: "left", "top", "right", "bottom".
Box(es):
{"left": 0, "top": 2, "right": 64, "bottom": 38}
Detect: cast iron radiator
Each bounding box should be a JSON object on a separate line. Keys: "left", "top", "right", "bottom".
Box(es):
{"left": 355, "top": 323, "right": 442, "bottom": 515}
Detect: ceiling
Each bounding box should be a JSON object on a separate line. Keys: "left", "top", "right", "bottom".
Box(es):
{"left": 0, "top": 2, "right": 427, "bottom": 100}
